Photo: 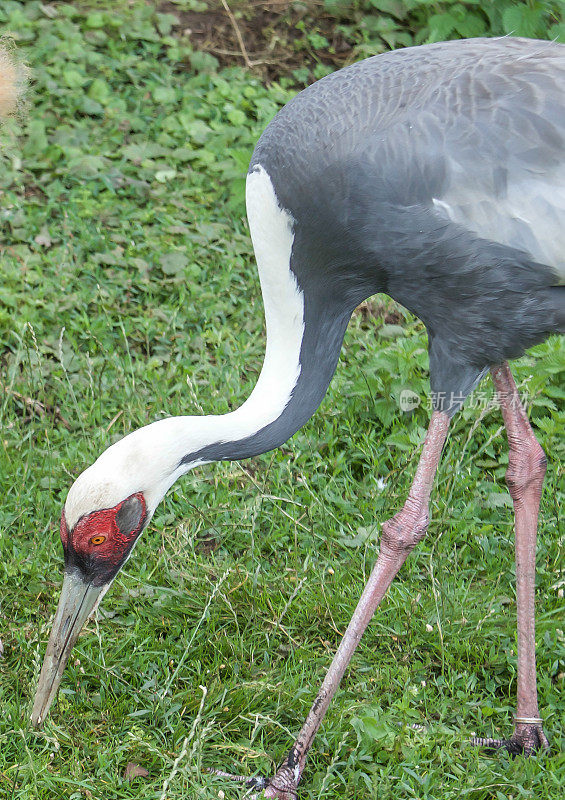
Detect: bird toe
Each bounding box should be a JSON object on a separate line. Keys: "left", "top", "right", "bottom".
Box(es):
{"left": 470, "top": 723, "right": 549, "bottom": 757}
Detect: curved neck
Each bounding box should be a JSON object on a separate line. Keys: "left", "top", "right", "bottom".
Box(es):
{"left": 72, "top": 166, "right": 368, "bottom": 528}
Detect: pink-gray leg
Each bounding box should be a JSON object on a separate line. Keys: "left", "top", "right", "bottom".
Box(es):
{"left": 472, "top": 363, "right": 549, "bottom": 755}
{"left": 255, "top": 410, "right": 451, "bottom": 799}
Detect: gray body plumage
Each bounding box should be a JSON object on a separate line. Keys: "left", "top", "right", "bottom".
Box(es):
{"left": 184, "top": 38, "right": 565, "bottom": 466}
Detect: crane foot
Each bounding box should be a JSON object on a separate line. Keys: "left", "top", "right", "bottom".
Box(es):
{"left": 250, "top": 765, "right": 298, "bottom": 799}
{"left": 204, "top": 767, "right": 270, "bottom": 790}
{"left": 471, "top": 721, "right": 549, "bottom": 757}
{"left": 204, "top": 765, "right": 298, "bottom": 799}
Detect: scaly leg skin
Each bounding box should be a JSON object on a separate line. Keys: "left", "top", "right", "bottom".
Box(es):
{"left": 248, "top": 411, "right": 451, "bottom": 798}
{"left": 471, "top": 363, "right": 549, "bottom": 757}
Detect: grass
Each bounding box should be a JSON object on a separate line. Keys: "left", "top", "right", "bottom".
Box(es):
{"left": 0, "top": 2, "right": 564, "bottom": 799}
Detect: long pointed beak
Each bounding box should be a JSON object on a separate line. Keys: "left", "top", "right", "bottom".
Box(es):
{"left": 31, "top": 570, "right": 105, "bottom": 727}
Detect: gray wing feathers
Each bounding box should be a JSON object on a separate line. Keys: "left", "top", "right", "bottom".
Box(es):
{"left": 252, "top": 37, "right": 565, "bottom": 284}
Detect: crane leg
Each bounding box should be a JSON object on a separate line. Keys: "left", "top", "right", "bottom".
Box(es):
{"left": 249, "top": 410, "right": 451, "bottom": 799}
{"left": 471, "top": 362, "right": 549, "bottom": 756}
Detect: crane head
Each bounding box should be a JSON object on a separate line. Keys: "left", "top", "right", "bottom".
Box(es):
{"left": 31, "top": 415, "right": 212, "bottom": 726}
{"left": 31, "top": 491, "right": 147, "bottom": 727}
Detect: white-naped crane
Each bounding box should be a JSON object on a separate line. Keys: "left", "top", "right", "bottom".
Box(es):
{"left": 32, "top": 38, "right": 564, "bottom": 799}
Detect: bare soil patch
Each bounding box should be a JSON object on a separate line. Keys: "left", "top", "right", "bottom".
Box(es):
{"left": 160, "top": 1, "right": 354, "bottom": 81}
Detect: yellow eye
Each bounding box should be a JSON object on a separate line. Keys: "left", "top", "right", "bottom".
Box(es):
{"left": 90, "top": 535, "right": 106, "bottom": 546}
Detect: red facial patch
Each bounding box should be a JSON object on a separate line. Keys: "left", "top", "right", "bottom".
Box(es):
{"left": 60, "top": 513, "right": 69, "bottom": 548}
{"left": 61, "top": 493, "right": 147, "bottom": 584}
